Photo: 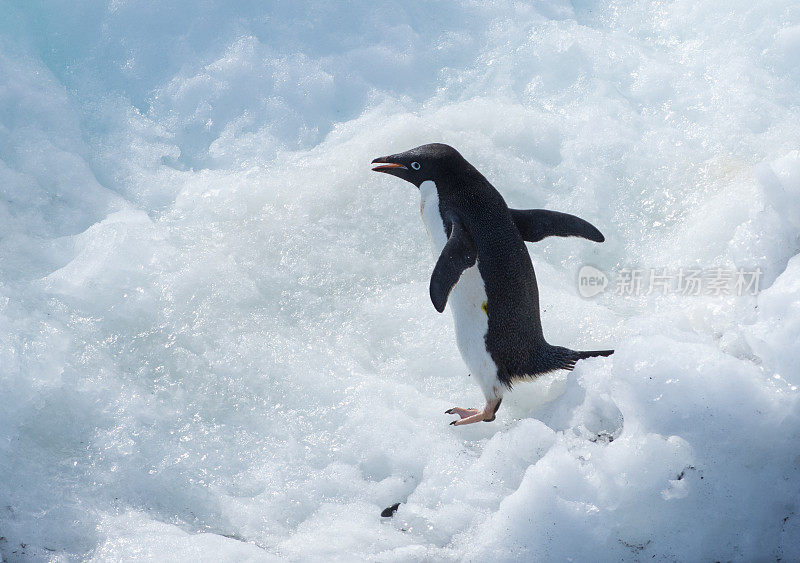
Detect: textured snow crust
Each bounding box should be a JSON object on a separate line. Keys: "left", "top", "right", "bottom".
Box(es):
{"left": 1, "top": 1, "right": 799, "bottom": 560}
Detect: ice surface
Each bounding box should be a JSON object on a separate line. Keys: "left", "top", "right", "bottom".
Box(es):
{"left": 1, "top": 0, "right": 799, "bottom": 561}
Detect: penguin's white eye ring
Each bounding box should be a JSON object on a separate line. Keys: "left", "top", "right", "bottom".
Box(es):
{"left": 411, "top": 161, "right": 421, "bottom": 170}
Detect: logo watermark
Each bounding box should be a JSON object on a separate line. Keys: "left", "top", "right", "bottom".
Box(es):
{"left": 577, "top": 265, "right": 609, "bottom": 297}
{"left": 578, "top": 266, "right": 762, "bottom": 298}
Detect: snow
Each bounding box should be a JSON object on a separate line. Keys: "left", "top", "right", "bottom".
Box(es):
{"left": 1, "top": 0, "right": 799, "bottom": 560}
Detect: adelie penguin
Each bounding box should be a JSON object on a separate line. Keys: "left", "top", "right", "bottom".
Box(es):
{"left": 372, "top": 143, "right": 613, "bottom": 426}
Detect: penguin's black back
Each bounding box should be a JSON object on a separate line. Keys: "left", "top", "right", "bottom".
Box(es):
{"left": 432, "top": 161, "right": 537, "bottom": 382}
{"left": 435, "top": 157, "right": 605, "bottom": 386}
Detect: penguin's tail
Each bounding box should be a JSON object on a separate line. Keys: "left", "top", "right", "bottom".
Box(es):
{"left": 573, "top": 349, "right": 615, "bottom": 361}
{"left": 542, "top": 346, "right": 614, "bottom": 373}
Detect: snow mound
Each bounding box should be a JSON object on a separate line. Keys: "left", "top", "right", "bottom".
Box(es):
{"left": 1, "top": 0, "right": 799, "bottom": 560}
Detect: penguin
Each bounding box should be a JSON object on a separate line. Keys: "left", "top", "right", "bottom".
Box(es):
{"left": 371, "top": 143, "right": 613, "bottom": 426}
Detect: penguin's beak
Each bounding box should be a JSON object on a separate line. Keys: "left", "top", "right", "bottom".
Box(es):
{"left": 371, "top": 156, "right": 407, "bottom": 173}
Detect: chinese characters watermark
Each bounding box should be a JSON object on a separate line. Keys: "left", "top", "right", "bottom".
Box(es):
{"left": 578, "top": 266, "right": 762, "bottom": 298}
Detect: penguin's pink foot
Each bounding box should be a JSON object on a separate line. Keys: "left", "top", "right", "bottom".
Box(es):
{"left": 449, "top": 408, "right": 490, "bottom": 425}
{"left": 446, "top": 399, "right": 502, "bottom": 426}
{"left": 445, "top": 407, "right": 479, "bottom": 420}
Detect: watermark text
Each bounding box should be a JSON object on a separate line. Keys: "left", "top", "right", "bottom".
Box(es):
{"left": 578, "top": 266, "right": 762, "bottom": 298}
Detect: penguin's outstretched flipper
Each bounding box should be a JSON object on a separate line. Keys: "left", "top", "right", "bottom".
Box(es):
{"left": 510, "top": 209, "right": 605, "bottom": 243}
{"left": 430, "top": 221, "right": 476, "bottom": 313}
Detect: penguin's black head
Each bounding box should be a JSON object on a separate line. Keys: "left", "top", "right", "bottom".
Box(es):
{"left": 371, "top": 143, "right": 465, "bottom": 188}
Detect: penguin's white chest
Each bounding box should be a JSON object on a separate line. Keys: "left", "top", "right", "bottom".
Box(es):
{"left": 419, "top": 181, "right": 499, "bottom": 398}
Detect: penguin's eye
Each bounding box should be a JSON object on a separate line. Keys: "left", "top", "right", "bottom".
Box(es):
{"left": 411, "top": 161, "right": 421, "bottom": 170}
